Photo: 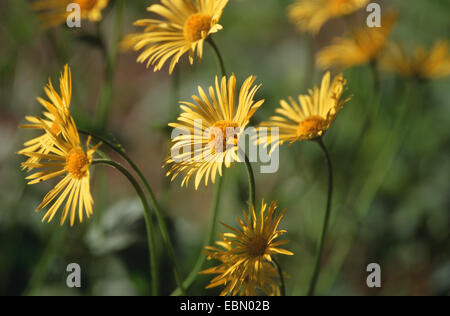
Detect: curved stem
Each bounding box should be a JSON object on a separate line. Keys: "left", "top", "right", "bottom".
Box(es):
{"left": 272, "top": 258, "right": 286, "bottom": 296}
{"left": 244, "top": 153, "right": 256, "bottom": 212}
{"left": 171, "top": 175, "right": 224, "bottom": 296}
{"left": 307, "top": 137, "right": 333, "bottom": 296}
{"left": 92, "top": 159, "right": 159, "bottom": 295}
{"left": 206, "top": 37, "right": 227, "bottom": 77}
{"left": 81, "top": 130, "right": 186, "bottom": 295}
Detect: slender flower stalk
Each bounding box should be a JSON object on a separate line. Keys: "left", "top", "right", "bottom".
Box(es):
{"left": 79, "top": 130, "right": 186, "bottom": 295}
{"left": 92, "top": 158, "right": 159, "bottom": 295}
{"left": 307, "top": 137, "right": 333, "bottom": 296}
{"left": 207, "top": 37, "right": 227, "bottom": 77}
{"left": 243, "top": 152, "right": 255, "bottom": 214}
{"left": 257, "top": 72, "right": 349, "bottom": 296}
{"left": 272, "top": 258, "right": 286, "bottom": 296}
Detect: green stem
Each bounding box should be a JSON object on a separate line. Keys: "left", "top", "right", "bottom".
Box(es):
{"left": 206, "top": 37, "right": 227, "bottom": 77}
{"left": 272, "top": 258, "right": 286, "bottom": 296}
{"left": 171, "top": 175, "right": 224, "bottom": 296}
{"left": 244, "top": 153, "right": 256, "bottom": 212}
{"left": 307, "top": 137, "right": 333, "bottom": 296}
{"left": 92, "top": 158, "right": 158, "bottom": 295}
{"left": 81, "top": 130, "right": 186, "bottom": 295}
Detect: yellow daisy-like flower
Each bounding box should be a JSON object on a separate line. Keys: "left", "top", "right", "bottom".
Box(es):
{"left": 164, "top": 74, "right": 264, "bottom": 189}
{"left": 201, "top": 200, "right": 293, "bottom": 296}
{"left": 122, "top": 0, "right": 229, "bottom": 74}
{"left": 317, "top": 12, "right": 397, "bottom": 70}
{"left": 381, "top": 41, "right": 450, "bottom": 80}
{"left": 18, "top": 65, "right": 72, "bottom": 170}
{"left": 32, "top": 0, "right": 109, "bottom": 29}
{"left": 258, "top": 72, "right": 350, "bottom": 151}
{"left": 288, "top": 0, "right": 369, "bottom": 34}
{"left": 20, "top": 116, "right": 101, "bottom": 226}
{"left": 19, "top": 66, "right": 101, "bottom": 226}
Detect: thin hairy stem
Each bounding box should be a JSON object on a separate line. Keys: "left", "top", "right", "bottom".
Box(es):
{"left": 81, "top": 131, "right": 186, "bottom": 295}
{"left": 92, "top": 159, "right": 159, "bottom": 295}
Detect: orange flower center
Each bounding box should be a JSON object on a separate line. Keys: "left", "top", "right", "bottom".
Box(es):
{"left": 74, "top": 0, "right": 97, "bottom": 11}
{"left": 184, "top": 13, "right": 212, "bottom": 42}
{"left": 66, "top": 147, "right": 90, "bottom": 179}
{"left": 208, "top": 120, "right": 239, "bottom": 154}
{"left": 297, "top": 115, "right": 326, "bottom": 138}
{"left": 247, "top": 236, "right": 268, "bottom": 258}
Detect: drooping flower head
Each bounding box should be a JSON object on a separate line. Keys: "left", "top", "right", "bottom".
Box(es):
{"left": 19, "top": 66, "right": 101, "bottom": 226}
{"left": 32, "top": 0, "right": 109, "bottom": 28}
{"left": 382, "top": 40, "right": 450, "bottom": 81}
{"left": 288, "top": 0, "right": 369, "bottom": 34}
{"left": 122, "top": 0, "right": 229, "bottom": 73}
{"left": 258, "top": 72, "right": 350, "bottom": 152}
{"left": 164, "top": 74, "right": 264, "bottom": 189}
{"left": 317, "top": 12, "right": 397, "bottom": 70}
{"left": 201, "top": 200, "right": 293, "bottom": 296}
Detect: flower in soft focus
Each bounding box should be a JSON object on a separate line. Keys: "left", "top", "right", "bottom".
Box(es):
{"left": 288, "top": 0, "right": 369, "bottom": 34}
{"left": 200, "top": 200, "right": 293, "bottom": 296}
{"left": 258, "top": 72, "right": 350, "bottom": 152}
{"left": 381, "top": 41, "right": 450, "bottom": 81}
{"left": 122, "top": 0, "right": 229, "bottom": 74}
{"left": 18, "top": 65, "right": 72, "bottom": 170}
{"left": 19, "top": 66, "right": 101, "bottom": 226}
{"left": 164, "top": 74, "right": 264, "bottom": 189}
{"left": 32, "top": 0, "right": 109, "bottom": 28}
{"left": 317, "top": 12, "right": 397, "bottom": 70}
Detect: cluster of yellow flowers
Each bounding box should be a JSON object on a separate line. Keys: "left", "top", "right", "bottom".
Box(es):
{"left": 288, "top": 0, "right": 450, "bottom": 79}
{"left": 20, "top": 0, "right": 450, "bottom": 296}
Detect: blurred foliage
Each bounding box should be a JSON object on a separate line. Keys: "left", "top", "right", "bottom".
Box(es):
{"left": 0, "top": 0, "right": 449, "bottom": 296}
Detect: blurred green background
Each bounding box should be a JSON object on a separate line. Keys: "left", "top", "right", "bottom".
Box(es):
{"left": 0, "top": 0, "right": 449, "bottom": 296}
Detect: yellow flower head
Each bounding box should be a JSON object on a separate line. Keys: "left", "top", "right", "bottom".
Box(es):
{"left": 122, "top": 0, "right": 229, "bottom": 74}
{"left": 201, "top": 200, "right": 293, "bottom": 296}
{"left": 164, "top": 74, "right": 264, "bottom": 189}
{"left": 317, "top": 12, "right": 397, "bottom": 69}
{"left": 288, "top": 0, "right": 369, "bottom": 34}
{"left": 19, "top": 66, "right": 101, "bottom": 226}
{"left": 18, "top": 65, "right": 72, "bottom": 170}
{"left": 382, "top": 41, "right": 450, "bottom": 80}
{"left": 258, "top": 72, "right": 350, "bottom": 151}
{"left": 32, "top": 0, "right": 109, "bottom": 28}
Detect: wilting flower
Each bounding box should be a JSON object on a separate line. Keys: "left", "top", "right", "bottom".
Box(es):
{"left": 381, "top": 41, "right": 450, "bottom": 81}
{"left": 19, "top": 66, "right": 101, "bottom": 226}
{"left": 32, "top": 0, "right": 109, "bottom": 29}
{"left": 164, "top": 74, "right": 264, "bottom": 189}
{"left": 201, "top": 200, "right": 293, "bottom": 296}
{"left": 317, "top": 12, "right": 397, "bottom": 69}
{"left": 288, "top": 0, "right": 369, "bottom": 34}
{"left": 122, "top": 0, "right": 229, "bottom": 74}
{"left": 258, "top": 72, "right": 350, "bottom": 151}
{"left": 18, "top": 65, "right": 72, "bottom": 170}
